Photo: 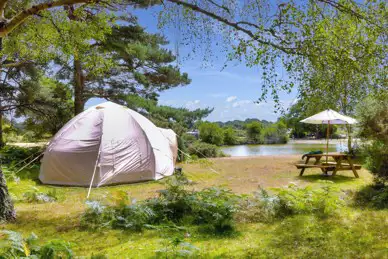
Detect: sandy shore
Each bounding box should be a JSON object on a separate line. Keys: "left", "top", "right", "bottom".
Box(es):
{"left": 288, "top": 139, "right": 359, "bottom": 144}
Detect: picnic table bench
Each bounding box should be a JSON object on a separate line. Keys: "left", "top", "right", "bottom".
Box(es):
{"left": 295, "top": 153, "right": 361, "bottom": 178}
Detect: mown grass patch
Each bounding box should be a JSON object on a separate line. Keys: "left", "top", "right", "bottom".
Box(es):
{"left": 0, "top": 156, "right": 387, "bottom": 258}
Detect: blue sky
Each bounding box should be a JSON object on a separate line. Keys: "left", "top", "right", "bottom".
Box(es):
{"left": 87, "top": 7, "right": 298, "bottom": 122}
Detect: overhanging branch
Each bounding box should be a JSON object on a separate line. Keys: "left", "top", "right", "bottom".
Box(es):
{"left": 166, "top": 0, "right": 297, "bottom": 54}
{"left": 0, "top": 0, "right": 99, "bottom": 37}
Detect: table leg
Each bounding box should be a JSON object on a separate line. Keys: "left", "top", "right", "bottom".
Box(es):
{"left": 314, "top": 157, "right": 327, "bottom": 174}
{"left": 346, "top": 156, "right": 359, "bottom": 178}
{"left": 332, "top": 156, "right": 343, "bottom": 176}
{"left": 314, "top": 156, "right": 321, "bottom": 165}
{"left": 300, "top": 157, "right": 310, "bottom": 176}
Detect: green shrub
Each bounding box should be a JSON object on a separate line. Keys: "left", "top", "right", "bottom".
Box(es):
{"left": 80, "top": 201, "right": 111, "bottom": 230}
{"left": 187, "top": 141, "right": 218, "bottom": 158}
{"left": 81, "top": 172, "right": 239, "bottom": 234}
{"left": 192, "top": 187, "right": 239, "bottom": 233}
{"left": 237, "top": 188, "right": 281, "bottom": 223}
{"left": 275, "top": 183, "right": 342, "bottom": 218}
{"left": 223, "top": 127, "right": 237, "bottom": 145}
{"left": 146, "top": 184, "right": 239, "bottom": 233}
{"left": 0, "top": 146, "right": 44, "bottom": 166}
{"left": 198, "top": 122, "right": 224, "bottom": 145}
{"left": 262, "top": 123, "right": 288, "bottom": 144}
{"left": 39, "top": 240, "right": 73, "bottom": 259}
{"left": 362, "top": 141, "right": 388, "bottom": 182}
{"left": 110, "top": 204, "right": 156, "bottom": 231}
{"left": 145, "top": 172, "right": 195, "bottom": 224}
{"left": 245, "top": 121, "right": 263, "bottom": 144}
{"left": 352, "top": 184, "right": 388, "bottom": 209}
{"left": 357, "top": 92, "right": 388, "bottom": 182}
{"left": 0, "top": 230, "right": 72, "bottom": 258}
{"left": 238, "top": 182, "right": 343, "bottom": 222}
{"left": 181, "top": 133, "right": 197, "bottom": 145}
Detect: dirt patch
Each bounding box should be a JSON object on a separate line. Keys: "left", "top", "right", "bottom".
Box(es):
{"left": 180, "top": 155, "right": 372, "bottom": 194}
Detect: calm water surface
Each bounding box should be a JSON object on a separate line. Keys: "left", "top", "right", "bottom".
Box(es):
{"left": 221, "top": 142, "right": 348, "bottom": 157}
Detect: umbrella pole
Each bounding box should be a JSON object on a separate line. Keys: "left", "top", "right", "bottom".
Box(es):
{"left": 326, "top": 121, "right": 330, "bottom": 164}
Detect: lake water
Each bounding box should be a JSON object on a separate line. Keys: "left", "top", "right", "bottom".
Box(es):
{"left": 221, "top": 141, "right": 348, "bottom": 157}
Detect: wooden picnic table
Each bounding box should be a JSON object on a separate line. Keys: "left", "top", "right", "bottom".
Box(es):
{"left": 295, "top": 153, "right": 361, "bottom": 178}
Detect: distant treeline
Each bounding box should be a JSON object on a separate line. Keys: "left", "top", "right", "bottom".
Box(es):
{"left": 192, "top": 120, "right": 288, "bottom": 146}
{"left": 214, "top": 119, "right": 272, "bottom": 130}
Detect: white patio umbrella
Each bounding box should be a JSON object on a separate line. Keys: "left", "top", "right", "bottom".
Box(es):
{"left": 300, "top": 109, "right": 358, "bottom": 163}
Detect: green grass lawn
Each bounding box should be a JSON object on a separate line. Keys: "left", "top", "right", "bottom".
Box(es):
{"left": 1, "top": 156, "right": 388, "bottom": 258}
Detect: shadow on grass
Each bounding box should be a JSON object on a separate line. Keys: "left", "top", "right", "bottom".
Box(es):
{"left": 297, "top": 174, "right": 356, "bottom": 184}
{"left": 241, "top": 215, "right": 384, "bottom": 258}
{"left": 352, "top": 184, "right": 388, "bottom": 210}
{"left": 4, "top": 208, "right": 81, "bottom": 234}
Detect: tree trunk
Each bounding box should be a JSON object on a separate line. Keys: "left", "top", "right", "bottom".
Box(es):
{"left": 0, "top": 110, "right": 4, "bottom": 149}
{"left": 73, "top": 58, "right": 85, "bottom": 115}
{"left": 66, "top": 6, "right": 86, "bottom": 116}
{"left": 0, "top": 33, "right": 15, "bottom": 221}
{"left": 346, "top": 124, "right": 352, "bottom": 153}
{"left": 0, "top": 170, "right": 16, "bottom": 222}
{"left": 342, "top": 89, "right": 352, "bottom": 154}
{"left": 0, "top": 36, "right": 4, "bottom": 148}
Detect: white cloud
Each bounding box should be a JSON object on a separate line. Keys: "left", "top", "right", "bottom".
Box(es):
{"left": 232, "top": 100, "right": 251, "bottom": 108}
{"left": 226, "top": 96, "right": 237, "bottom": 102}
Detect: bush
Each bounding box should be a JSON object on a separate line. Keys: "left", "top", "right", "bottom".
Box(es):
{"left": 262, "top": 122, "right": 288, "bottom": 144}
{"left": 275, "top": 183, "right": 341, "bottom": 218}
{"left": 80, "top": 201, "right": 112, "bottom": 230}
{"left": 81, "top": 172, "right": 240, "bottom": 234}
{"left": 223, "top": 127, "right": 238, "bottom": 145}
{"left": 357, "top": 92, "right": 388, "bottom": 182}
{"left": 238, "top": 182, "right": 343, "bottom": 222}
{"left": 177, "top": 134, "right": 198, "bottom": 162}
{"left": 181, "top": 133, "right": 197, "bottom": 145}
{"left": 191, "top": 187, "right": 239, "bottom": 233}
{"left": 362, "top": 141, "right": 388, "bottom": 181}
{"left": 0, "top": 230, "right": 72, "bottom": 258}
{"left": 0, "top": 146, "right": 44, "bottom": 166}
{"left": 237, "top": 188, "right": 281, "bottom": 223}
{"left": 147, "top": 177, "right": 239, "bottom": 233}
{"left": 110, "top": 203, "right": 156, "bottom": 231}
{"left": 198, "top": 122, "right": 224, "bottom": 145}
{"left": 187, "top": 141, "right": 219, "bottom": 158}
{"left": 145, "top": 173, "right": 194, "bottom": 224}
{"left": 245, "top": 121, "right": 263, "bottom": 144}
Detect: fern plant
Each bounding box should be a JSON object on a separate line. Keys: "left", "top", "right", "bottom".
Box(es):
{"left": 23, "top": 187, "right": 57, "bottom": 203}
{"left": 0, "top": 230, "right": 72, "bottom": 258}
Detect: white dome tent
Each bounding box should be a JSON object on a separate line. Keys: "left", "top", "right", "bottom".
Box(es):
{"left": 39, "top": 102, "right": 177, "bottom": 195}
